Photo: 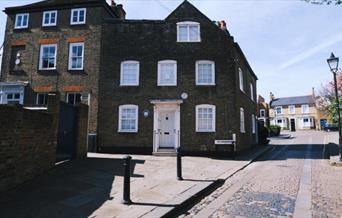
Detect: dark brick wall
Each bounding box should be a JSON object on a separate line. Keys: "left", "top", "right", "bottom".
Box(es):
{"left": 97, "top": 2, "right": 258, "bottom": 153}
{"left": 0, "top": 5, "right": 113, "bottom": 134}
{"left": 0, "top": 105, "right": 56, "bottom": 192}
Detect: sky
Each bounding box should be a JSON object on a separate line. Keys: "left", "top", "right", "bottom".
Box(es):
{"left": 0, "top": 0, "right": 341, "bottom": 100}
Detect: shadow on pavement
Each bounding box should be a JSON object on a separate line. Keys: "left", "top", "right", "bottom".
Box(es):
{"left": 0, "top": 157, "right": 145, "bottom": 218}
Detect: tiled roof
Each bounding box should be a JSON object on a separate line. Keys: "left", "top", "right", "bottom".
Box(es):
{"left": 4, "top": 0, "right": 111, "bottom": 13}
{"left": 270, "top": 95, "right": 315, "bottom": 107}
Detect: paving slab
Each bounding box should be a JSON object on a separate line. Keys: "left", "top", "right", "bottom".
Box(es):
{"left": 0, "top": 145, "right": 271, "bottom": 218}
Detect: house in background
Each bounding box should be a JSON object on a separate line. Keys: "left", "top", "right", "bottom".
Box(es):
{"left": 257, "top": 95, "right": 269, "bottom": 127}
{"left": 269, "top": 90, "right": 325, "bottom": 131}
{"left": 97, "top": 0, "right": 258, "bottom": 155}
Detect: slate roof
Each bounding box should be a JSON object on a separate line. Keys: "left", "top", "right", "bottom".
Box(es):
{"left": 4, "top": 0, "right": 113, "bottom": 14}
{"left": 270, "top": 95, "right": 315, "bottom": 107}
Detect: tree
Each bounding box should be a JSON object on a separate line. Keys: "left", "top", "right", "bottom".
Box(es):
{"left": 317, "top": 71, "right": 342, "bottom": 122}
{"left": 304, "top": 0, "right": 342, "bottom": 4}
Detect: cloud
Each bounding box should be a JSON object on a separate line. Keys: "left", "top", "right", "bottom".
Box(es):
{"left": 278, "top": 31, "right": 342, "bottom": 71}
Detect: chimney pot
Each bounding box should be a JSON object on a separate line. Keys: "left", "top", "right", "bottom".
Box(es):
{"left": 219, "top": 20, "right": 227, "bottom": 30}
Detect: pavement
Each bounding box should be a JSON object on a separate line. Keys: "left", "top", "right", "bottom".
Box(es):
{"left": 0, "top": 145, "right": 271, "bottom": 218}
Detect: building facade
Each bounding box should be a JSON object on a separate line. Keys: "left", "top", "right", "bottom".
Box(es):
{"left": 257, "top": 95, "right": 269, "bottom": 127}
{"left": 1, "top": 0, "right": 258, "bottom": 155}
{"left": 269, "top": 93, "right": 321, "bottom": 131}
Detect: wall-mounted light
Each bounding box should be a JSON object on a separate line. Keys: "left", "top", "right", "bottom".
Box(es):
{"left": 181, "top": 92, "right": 188, "bottom": 100}
{"left": 15, "top": 52, "right": 21, "bottom": 65}
{"left": 143, "top": 109, "right": 149, "bottom": 118}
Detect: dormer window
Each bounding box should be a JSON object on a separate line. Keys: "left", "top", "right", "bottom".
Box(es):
{"left": 43, "top": 11, "right": 57, "bottom": 27}
{"left": 70, "top": 8, "right": 86, "bottom": 25}
{"left": 15, "top": 13, "right": 29, "bottom": 29}
{"left": 177, "top": 22, "right": 200, "bottom": 42}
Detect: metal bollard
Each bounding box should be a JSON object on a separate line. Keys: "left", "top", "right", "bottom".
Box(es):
{"left": 177, "top": 147, "right": 183, "bottom": 180}
{"left": 122, "top": 155, "right": 132, "bottom": 205}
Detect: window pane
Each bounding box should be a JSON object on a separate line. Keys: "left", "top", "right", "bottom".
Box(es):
{"left": 44, "top": 13, "right": 50, "bottom": 24}
{"left": 189, "top": 25, "right": 199, "bottom": 41}
{"left": 23, "top": 15, "right": 28, "bottom": 26}
{"left": 197, "top": 107, "right": 213, "bottom": 131}
{"left": 79, "top": 10, "right": 85, "bottom": 22}
{"left": 122, "top": 63, "right": 138, "bottom": 84}
{"left": 16, "top": 15, "right": 22, "bottom": 27}
{"left": 198, "top": 63, "right": 213, "bottom": 84}
{"left": 160, "top": 63, "right": 175, "bottom": 84}
{"left": 68, "top": 94, "right": 75, "bottom": 104}
{"left": 178, "top": 26, "right": 188, "bottom": 41}
{"left": 73, "top": 11, "right": 78, "bottom": 22}
{"left": 121, "top": 107, "right": 137, "bottom": 131}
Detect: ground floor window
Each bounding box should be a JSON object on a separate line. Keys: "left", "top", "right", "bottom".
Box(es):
{"left": 66, "top": 93, "right": 81, "bottom": 105}
{"left": 118, "top": 105, "right": 138, "bottom": 133}
{"left": 196, "top": 104, "right": 216, "bottom": 132}
{"left": 6, "top": 93, "right": 21, "bottom": 105}
{"left": 36, "top": 93, "right": 49, "bottom": 105}
{"left": 240, "top": 108, "right": 245, "bottom": 133}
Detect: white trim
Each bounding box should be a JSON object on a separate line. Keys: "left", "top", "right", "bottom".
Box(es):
{"left": 120, "top": 60, "right": 140, "bottom": 86}
{"left": 15, "top": 13, "right": 29, "bottom": 29}
{"left": 70, "top": 8, "right": 86, "bottom": 25}
{"left": 177, "top": 21, "right": 201, "bottom": 42}
{"left": 68, "top": 42, "right": 84, "bottom": 70}
{"left": 252, "top": 114, "right": 256, "bottom": 134}
{"left": 240, "top": 107, "right": 245, "bottom": 133}
{"left": 250, "top": 82, "right": 254, "bottom": 101}
{"left": 239, "top": 68, "right": 244, "bottom": 92}
{"left": 66, "top": 92, "right": 81, "bottom": 105}
{"left": 39, "top": 44, "right": 57, "bottom": 70}
{"left": 275, "top": 106, "right": 283, "bottom": 115}
{"left": 118, "top": 104, "right": 139, "bottom": 133}
{"left": 301, "top": 104, "right": 309, "bottom": 114}
{"left": 195, "top": 104, "right": 216, "bottom": 132}
{"left": 288, "top": 105, "right": 295, "bottom": 114}
{"left": 42, "top": 10, "right": 57, "bottom": 27}
{"left": 196, "top": 60, "right": 215, "bottom": 86}
{"left": 157, "top": 60, "right": 177, "bottom": 86}
{"left": 36, "top": 92, "right": 48, "bottom": 105}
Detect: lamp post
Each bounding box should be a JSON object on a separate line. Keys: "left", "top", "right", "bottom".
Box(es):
{"left": 327, "top": 52, "right": 342, "bottom": 161}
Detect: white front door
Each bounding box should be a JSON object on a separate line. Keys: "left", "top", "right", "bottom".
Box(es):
{"left": 159, "top": 112, "right": 175, "bottom": 148}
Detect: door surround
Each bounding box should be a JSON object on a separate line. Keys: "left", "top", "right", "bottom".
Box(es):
{"left": 150, "top": 99, "right": 183, "bottom": 152}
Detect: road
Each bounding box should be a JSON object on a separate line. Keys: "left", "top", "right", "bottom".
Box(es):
{"left": 179, "top": 131, "right": 342, "bottom": 218}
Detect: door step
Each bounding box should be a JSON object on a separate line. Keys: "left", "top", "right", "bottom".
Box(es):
{"left": 153, "top": 149, "right": 177, "bottom": 156}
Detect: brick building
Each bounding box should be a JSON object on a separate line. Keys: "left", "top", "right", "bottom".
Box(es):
{"left": 1, "top": 0, "right": 258, "bottom": 155}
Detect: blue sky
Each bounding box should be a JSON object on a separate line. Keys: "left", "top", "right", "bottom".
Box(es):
{"left": 1, "top": 0, "right": 341, "bottom": 100}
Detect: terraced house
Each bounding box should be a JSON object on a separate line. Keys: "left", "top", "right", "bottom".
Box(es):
{"left": 1, "top": 0, "right": 258, "bottom": 155}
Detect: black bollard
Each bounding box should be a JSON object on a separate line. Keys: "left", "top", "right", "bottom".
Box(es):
{"left": 122, "top": 155, "right": 132, "bottom": 205}
{"left": 177, "top": 147, "right": 183, "bottom": 180}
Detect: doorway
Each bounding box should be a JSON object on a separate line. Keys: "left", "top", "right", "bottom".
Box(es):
{"left": 290, "top": 118, "right": 296, "bottom": 132}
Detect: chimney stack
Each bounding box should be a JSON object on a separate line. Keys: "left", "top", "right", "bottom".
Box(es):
{"left": 312, "top": 87, "right": 315, "bottom": 98}
{"left": 110, "top": 0, "right": 126, "bottom": 19}
{"left": 269, "top": 92, "right": 275, "bottom": 102}
{"left": 218, "top": 20, "right": 227, "bottom": 30}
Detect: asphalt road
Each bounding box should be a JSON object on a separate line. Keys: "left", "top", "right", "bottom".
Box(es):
{"left": 180, "top": 131, "right": 342, "bottom": 218}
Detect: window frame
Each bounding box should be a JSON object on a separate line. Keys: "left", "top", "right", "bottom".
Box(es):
{"left": 240, "top": 107, "right": 245, "bottom": 133}
{"left": 157, "top": 60, "right": 177, "bottom": 86}
{"left": 15, "top": 13, "right": 29, "bottom": 29}
{"left": 260, "top": 109, "right": 266, "bottom": 117}
{"left": 70, "top": 8, "right": 87, "bottom": 25}
{"left": 68, "top": 42, "right": 85, "bottom": 70}
{"left": 195, "top": 60, "right": 215, "bottom": 86}
{"left": 120, "top": 60, "right": 140, "bottom": 86}
{"left": 118, "top": 104, "right": 139, "bottom": 133}
{"left": 66, "top": 92, "right": 82, "bottom": 105}
{"left": 195, "top": 104, "right": 216, "bottom": 132}
{"left": 288, "top": 105, "right": 295, "bottom": 114}
{"left": 39, "top": 44, "right": 57, "bottom": 70}
{"left": 275, "top": 106, "right": 283, "bottom": 115}
{"left": 177, "top": 21, "right": 201, "bottom": 42}
{"left": 250, "top": 82, "right": 254, "bottom": 101}
{"left": 239, "top": 68, "right": 244, "bottom": 92}
{"left": 252, "top": 114, "right": 256, "bottom": 134}
{"left": 42, "top": 10, "right": 57, "bottom": 27}
{"left": 36, "top": 93, "right": 49, "bottom": 105}
{"left": 301, "top": 104, "right": 309, "bottom": 114}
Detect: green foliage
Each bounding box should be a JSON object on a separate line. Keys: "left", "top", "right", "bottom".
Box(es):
{"left": 304, "top": 0, "right": 342, "bottom": 4}
{"left": 327, "top": 97, "right": 342, "bottom": 123}
{"left": 269, "top": 125, "right": 281, "bottom": 136}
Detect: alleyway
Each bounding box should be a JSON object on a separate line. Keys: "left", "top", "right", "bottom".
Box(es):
{"left": 181, "top": 131, "right": 342, "bottom": 218}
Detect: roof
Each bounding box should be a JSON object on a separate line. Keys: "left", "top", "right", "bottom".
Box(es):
{"left": 4, "top": 0, "right": 117, "bottom": 17}
{"left": 270, "top": 95, "right": 315, "bottom": 107}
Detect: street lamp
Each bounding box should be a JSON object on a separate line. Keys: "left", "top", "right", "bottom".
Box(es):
{"left": 327, "top": 52, "right": 341, "bottom": 161}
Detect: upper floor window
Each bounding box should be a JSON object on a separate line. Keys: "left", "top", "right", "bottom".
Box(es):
{"left": 260, "top": 109, "right": 265, "bottom": 117}
{"left": 289, "top": 105, "right": 295, "bottom": 114}
{"left": 6, "top": 93, "right": 22, "bottom": 105}
{"left": 177, "top": 22, "right": 200, "bottom": 42}
{"left": 158, "top": 60, "right": 177, "bottom": 86}
{"left": 118, "top": 105, "right": 138, "bottom": 133}
{"left": 196, "top": 104, "right": 216, "bottom": 132}
{"left": 239, "top": 68, "right": 244, "bottom": 92}
{"left": 70, "top": 8, "right": 86, "bottom": 25}
{"left": 302, "top": 104, "right": 309, "bottom": 113}
{"left": 39, "top": 44, "right": 57, "bottom": 70}
{"left": 42, "top": 11, "right": 57, "bottom": 27}
{"left": 15, "top": 13, "right": 29, "bottom": 29}
{"left": 240, "top": 108, "right": 245, "bottom": 133}
{"left": 66, "top": 93, "right": 81, "bottom": 105}
{"left": 120, "top": 61, "right": 140, "bottom": 86}
{"left": 196, "top": 61, "right": 215, "bottom": 85}
{"left": 250, "top": 82, "right": 254, "bottom": 101}
{"left": 252, "top": 114, "right": 256, "bottom": 134}
{"left": 68, "top": 42, "right": 84, "bottom": 70}
{"left": 275, "top": 106, "right": 282, "bottom": 115}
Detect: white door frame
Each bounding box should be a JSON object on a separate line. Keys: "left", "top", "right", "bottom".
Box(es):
{"left": 150, "top": 100, "right": 183, "bottom": 152}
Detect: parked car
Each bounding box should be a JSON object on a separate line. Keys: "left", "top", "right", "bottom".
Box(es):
{"left": 323, "top": 123, "right": 339, "bottom": 132}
